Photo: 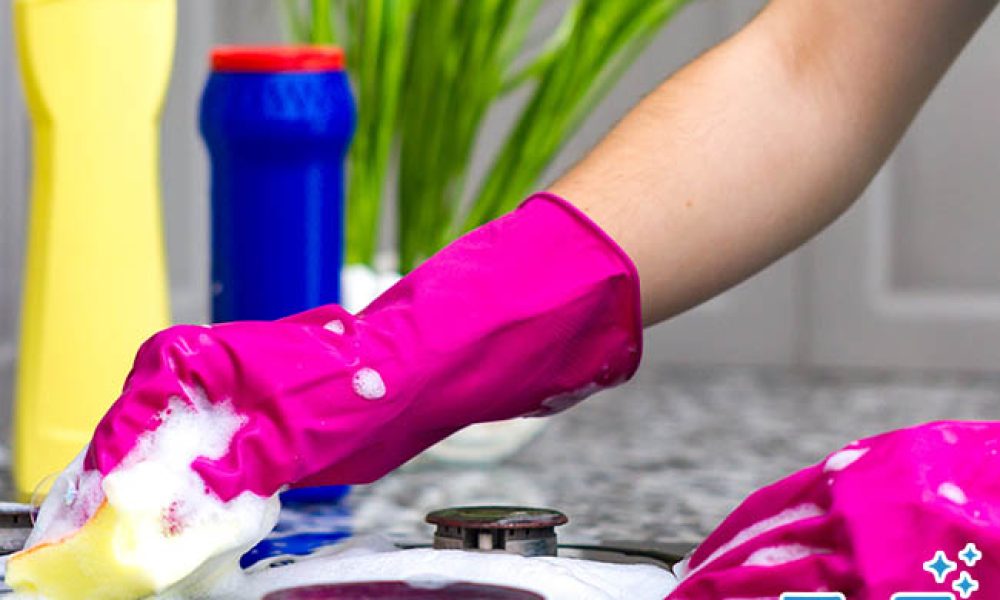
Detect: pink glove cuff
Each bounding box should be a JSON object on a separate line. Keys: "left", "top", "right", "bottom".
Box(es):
{"left": 524, "top": 191, "right": 644, "bottom": 370}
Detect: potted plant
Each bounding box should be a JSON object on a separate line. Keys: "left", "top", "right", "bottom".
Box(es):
{"left": 282, "top": 0, "right": 689, "bottom": 462}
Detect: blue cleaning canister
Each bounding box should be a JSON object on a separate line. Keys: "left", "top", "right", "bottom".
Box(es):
{"left": 201, "top": 46, "right": 355, "bottom": 322}
{"left": 200, "top": 47, "right": 356, "bottom": 506}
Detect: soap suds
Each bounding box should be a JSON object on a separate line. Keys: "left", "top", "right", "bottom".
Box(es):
{"left": 13, "top": 385, "right": 280, "bottom": 596}
{"left": 5, "top": 382, "right": 677, "bottom": 600}
{"left": 352, "top": 368, "right": 386, "bottom": 400}
{"left": 163, "top": 535, "right": 677, "bottom": 600}
{"left": 24, "top": 454, "right": 105, "bottom": 549}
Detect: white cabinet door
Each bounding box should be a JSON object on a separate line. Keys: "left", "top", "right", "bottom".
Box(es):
{"left": 805, "top": 15, "right": 1000, "bottom": 371}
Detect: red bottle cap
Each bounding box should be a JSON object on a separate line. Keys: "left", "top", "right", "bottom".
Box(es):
{"left": 211, "top": 46, "right": 345, "bottom": 73}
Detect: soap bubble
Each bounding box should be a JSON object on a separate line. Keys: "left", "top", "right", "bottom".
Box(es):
{"left": 352, "top": 368, "right": 386, "bottom": 400}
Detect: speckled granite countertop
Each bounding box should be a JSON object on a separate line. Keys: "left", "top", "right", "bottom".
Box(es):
{"left": 3, "top": 367, "right": 1000, "bottom": 547}
{"left": 346, "top": 367, "right": 1000, "bottom": 545}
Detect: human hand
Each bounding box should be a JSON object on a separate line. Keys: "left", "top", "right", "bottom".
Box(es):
{"left": 671, "top": 421, "right": 1000, "bottom": 598}
{"left": 86, "top": 193, "right": 643, "bottom": 501}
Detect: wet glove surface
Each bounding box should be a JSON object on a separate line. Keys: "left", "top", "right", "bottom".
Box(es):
{"left": 670, "top": 420, "right": 1000, "bottom": 599}
{"left": 85, "top": 193, "right": 643, "bottom": 501}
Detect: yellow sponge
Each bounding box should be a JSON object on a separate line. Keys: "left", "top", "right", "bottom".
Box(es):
{"left": 5, "top": 501, "right": 156, "bottom": 600}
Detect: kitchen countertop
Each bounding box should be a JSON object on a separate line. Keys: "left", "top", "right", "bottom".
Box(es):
{"left": 3, "top": 366, "right": 1000, "bottom": 547}
{"left": 346, "top": 366, "right": 1000, "bottom": 545}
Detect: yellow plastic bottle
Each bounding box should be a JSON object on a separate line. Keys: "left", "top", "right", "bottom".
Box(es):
{"left": 13, "top": 0, "right": 174, "bottom": 499}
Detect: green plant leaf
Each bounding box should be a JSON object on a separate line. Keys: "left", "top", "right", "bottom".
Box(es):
{"left": 286, "top": 0, "right": 690, "bottom": 271}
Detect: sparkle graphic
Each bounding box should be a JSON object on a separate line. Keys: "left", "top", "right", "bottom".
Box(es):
{"left": 788, "top": 543, "right": 984, "bottom": 600}
{"left": 952, "top": 572, "right": 979, "bottom": 599}
{"left": 959, "top": 543, "right": 983, "bottom": 568}
{"left": 925, "top": 550, "right": 958, "bottom": 584}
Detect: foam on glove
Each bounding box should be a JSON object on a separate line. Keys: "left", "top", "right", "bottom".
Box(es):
{"left": 9, "top": 191, "right": 643, "bottom": 597}
{"left": 6, "top": 389, "right": 280, "bottom": 598}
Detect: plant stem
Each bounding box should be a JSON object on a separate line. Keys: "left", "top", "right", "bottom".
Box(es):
{"left": 311, "top": 0, "right": 335, "bottom": 44}
{"left": 463, "top": 0, "right": 689, "bottom": 232}
{"left": 285, "top": 0, "right": 690, "bottom": 270}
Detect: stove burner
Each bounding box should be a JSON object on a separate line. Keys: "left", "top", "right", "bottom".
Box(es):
{"left": 0, "top": 503, "right": 34, "bottom": 555}
{"left": 263, "top": 581, "right": 544, "bottom": 599}
{"left": 426, "top": 506, "right": 567, "bottom": 557}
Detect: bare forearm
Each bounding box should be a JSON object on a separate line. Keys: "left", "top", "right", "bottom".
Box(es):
{"left": 551, "top": 0, "right": 997, "bottom": 325}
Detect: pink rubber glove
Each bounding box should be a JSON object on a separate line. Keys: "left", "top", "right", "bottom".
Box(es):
{"left": 85, "top": 193, "right": 641, "bottom": 501}
{"left": 670, "top": 420, "right": 1000, "bottom": 599}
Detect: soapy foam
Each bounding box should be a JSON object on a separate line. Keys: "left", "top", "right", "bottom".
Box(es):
{"left": 352, "top": 368, "right": 386, "bottom": 400}
{"left": 24, "top": 453, "right": 105, "bottom": 549}
{"left": 160, "top": 535, "right": 677, "bottom": 600}
{"left": 8, "top": 385, "right": 672, "bottom": 600}
{"left": 14, "top": 386, "right": 280, "bottom": 596}
{"left": 106, "top": 388, "right": 279, "bottom": 591}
